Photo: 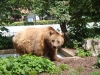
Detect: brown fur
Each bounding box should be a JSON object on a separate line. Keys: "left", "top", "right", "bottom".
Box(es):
{"left": 13, "top": 26, "right": 64, "bottom": 61}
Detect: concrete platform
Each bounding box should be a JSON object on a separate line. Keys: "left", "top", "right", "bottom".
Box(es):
{"left": 0, "top": 48, "right": 76, "bottom": 58}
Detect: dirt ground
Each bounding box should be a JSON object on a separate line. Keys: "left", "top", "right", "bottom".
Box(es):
{"left": 55, "top": 56, "right": 100, "bottom": 75}
{"left": 40, "top": 56, "right": 100, "bottom": 75}
{"left": 55, "top": 48, "right": 100, "bottom": 75}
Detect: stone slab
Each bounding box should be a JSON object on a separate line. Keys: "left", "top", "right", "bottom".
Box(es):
{"left": 59, "top": 48, "right": 76, "bottom": 57}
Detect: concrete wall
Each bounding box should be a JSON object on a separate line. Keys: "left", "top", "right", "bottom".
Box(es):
{"left": 0, "top": 24, "right": 63, "bottom": 36}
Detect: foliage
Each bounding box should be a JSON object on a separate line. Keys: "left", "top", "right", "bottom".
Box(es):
{"left": 75, "top": 48, "right": 92, "bottom": 57}
{"left": 77, "top": 66, "right": 83, "bottom": 74}
{"left": 89, "top": 71, "right": 100, "bottom": 75}
{"left": 32, "top": 1, "right": 70, "bottom": 22}
{"left": 0, "top": 0, "right": 33, "bottom": 26}
{"left": 0, "top": 37, "right": 13, "bottom": 50}
{"left": 31, "top": 0, "right": 100, "bottom": 48}
{"left": 32, "top": 0, "right": 55, "bottom": 20}
{"left": 69, "top": 69, "right": 79, "bottom": 75}
{"left": 70, "top": 0, "right": 100, "bottom": 22}
{"left": 58, "top": 64, "right": 69, "bottom": 71}
{"left": 66, "top": 0, "right": 100, "bottom": 48}
{"left": 67, "top": 24, "right": 92, "bottom": 48}
{"left": 1, "top": 0, "right": 100, "bottom": 48}
{"left": 0, "top": 54, "right": 59, "bottom": 75}
{"left": 93, "top": 53, "right": 100, "bottom": 68}
{"left": 65, "top": 27, "right": 100, "bottom": 48}
{"left": 9, "top": 21, "right": 24, "bottom": 26}
{"left": 24, "top": 20, "right": 57, "bottom": 25}
{"left": 8, "top": 20, "right": 57, "bottom": 26}
{"left": 50, "top": 1, "right": 70, "bottom": 23}
{"left": 0, "top": 0, "right": 19, "bottom": 49}
{"left": 0, "top": 27, "right": 13, "bottom": 49}
{"left": 32, "top": 0, "right": 100, "bottom": 24}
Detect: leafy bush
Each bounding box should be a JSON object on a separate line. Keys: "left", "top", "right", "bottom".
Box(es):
{"left": 93, "top": 53, "right": 100, "bottom": 68}
{"left": 75, "top": 48, "right": 92, "bottom": 57}
{"left": 0, "top": 27, "right": 13, "bottom": 49}
{"left": 34, "top": 20, "right": 57, "bottom": 25}
{"left": 9, "top": 20, "right": 57, "bottom": 26}
{"left": 0, "top": 36, "right": 13, "bottom": 49}
{"left": 69, "top": 69, "right": 79, "bottom": 75}
{"left": 0, "top": 54, "right": 59, "bottom": 75}
{"left": 58, "top": 64, "right": 69, "bottom": 71}
{"left": 89, "top": 71, "right": 100, "bottom": 75}
{"left": 7, "top": 21, "right": 24, "bottom": 26}
{"left": 77, "top": 66, "right": 83, "bottom": 74}
{"left": 66, "top": 27, "right": 100, "bottom": 49}
{"left": 66, "top": 18, "right": 100, "bottom": 48}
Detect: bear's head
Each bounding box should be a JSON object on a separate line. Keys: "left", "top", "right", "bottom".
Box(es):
{"left": 48, "top": 30, "right": 64, "bottom": 50}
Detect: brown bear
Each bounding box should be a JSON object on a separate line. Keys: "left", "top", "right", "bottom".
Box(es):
{"left": 12, "top": 26, "right": 64, "bottom": 61}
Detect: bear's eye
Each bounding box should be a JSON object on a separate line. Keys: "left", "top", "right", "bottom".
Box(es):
{"left": 52, "top": 40, "right": 55, "bottom": 42}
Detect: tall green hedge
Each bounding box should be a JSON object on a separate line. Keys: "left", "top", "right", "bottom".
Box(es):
{"left": 8, "top": 20, "right": 57, "bottom": 26}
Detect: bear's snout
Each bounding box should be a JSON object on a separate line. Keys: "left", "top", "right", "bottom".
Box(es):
{"left": 53, "top": 46, "right": 57, "bottom": 49}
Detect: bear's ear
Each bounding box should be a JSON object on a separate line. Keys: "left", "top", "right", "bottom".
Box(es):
{"left": 50, "top": 30, "right": 54, "bottom": 36}
{"left": 61, "top": 33, "right": 64, "bottom": 37}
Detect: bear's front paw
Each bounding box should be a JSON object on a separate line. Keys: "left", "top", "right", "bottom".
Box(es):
{"left": 57, "top": 57, "right": 63, "bottom": 62}
{"left": 53, "top": 57, "right": 62, "bottom": 62}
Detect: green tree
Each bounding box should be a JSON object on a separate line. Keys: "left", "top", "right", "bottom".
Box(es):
{"left": 0, "top": 0, "right": 34, "bottom": 49}
{"left": 32, "top": 0, "right": 69, "bottom": 46}
{"left": 50, "top": 1, "right": 70, "bottom": 46}
{"left": 0, "top": 0, "right": 33, "bottom": 26}
{"left": 32, "top": 0, "right": 100, "bottom": 48}
{"left": 67, "top": 0, "right": 100, "bottom": 47}
{"left": 32, "top": 0, "right": 55, "bottom": 20}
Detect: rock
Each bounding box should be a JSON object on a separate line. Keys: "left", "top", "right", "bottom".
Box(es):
{"left": 82, "top": 39, "right": 92, "bottom": 50}
{"left": 59, "top": 48, "right": 76, "bottom": 57}
{"left": 82, "top": 38, "right": 100, "bottom": 56}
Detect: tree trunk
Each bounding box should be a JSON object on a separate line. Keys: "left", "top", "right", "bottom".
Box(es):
{"left": 60, "top": 21, "right": 68, "bottom": 47}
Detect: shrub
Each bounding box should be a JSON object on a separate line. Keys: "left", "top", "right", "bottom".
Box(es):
{"left": 75, "top": 48, "right": 92, "bottom": 57}
{"left": 66, "top": 30, "right": 100, "bottom": 49}
{"left": 0, "top": 27, "right": 13, "bottom": 50}
{"left": 66, "top": 20, "right": 100, "bottom": 48}
{"left": 8, "top": 21, "right": 24, "bottom": 26}
{"left": 0, "top": 54, "right": 59, "bottom": 75}
{"left": 89, "top": 71, "right": 100, "bottom": 75}
{"left": 69, "top": 69, "right": 79, "bottom": 75}
{"left": 35, "top": 20, "right": 57, "bottom": 25}
{"left": 58, "top": 64, "right": 70, "bottom": 71}
{"left": 9, "top": 20, "right": 57, "bottom": 26}
{"left": 93, "top": 53, "right": 100, "bottom": 68}
{"left": 77, "top": 66, "right": 83, "bottom": 74}
{"left": 0, "top": 36, "right": 13, "bottom": 50}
